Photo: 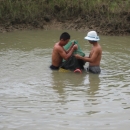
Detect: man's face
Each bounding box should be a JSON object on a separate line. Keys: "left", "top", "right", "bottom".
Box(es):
{"left": 61, "top": 39, "right": 70, "bottom": 46}
{"left": 88, "top": 40, "right": 95, "bottom": 44}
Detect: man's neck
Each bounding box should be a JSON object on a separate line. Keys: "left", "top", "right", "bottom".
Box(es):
{"left": 92, "top": 42, "right": 98, "bottom": 46}
{"left": 58, "top": 42, "right": 63, "bottom": 47}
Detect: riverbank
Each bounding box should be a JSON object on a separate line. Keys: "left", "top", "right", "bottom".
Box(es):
{"left": 0, "top": 18, "right": 130, "bottom": 36}
{"left": 0, "top": 0, "right": 130, "bottom": 35}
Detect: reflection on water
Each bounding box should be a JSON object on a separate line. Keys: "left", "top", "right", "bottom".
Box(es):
{"left": 85, "top": 74, "right": 100, "bottom": 94}
{"left": 0, "top": 30, "right": 130, "bottom": 130}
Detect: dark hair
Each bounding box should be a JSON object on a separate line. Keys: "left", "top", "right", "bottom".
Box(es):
{"left": 88, "top": 40, "right": 97, "bottom": 43}
{"left": 60, "top": 32, "right": 70, "bottom": 40}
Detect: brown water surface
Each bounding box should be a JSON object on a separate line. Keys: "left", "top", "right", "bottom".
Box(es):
{"left": 0, "top": 30, "right": 130, "bottom": 130}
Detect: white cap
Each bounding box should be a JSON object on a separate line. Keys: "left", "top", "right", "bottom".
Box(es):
{"left": 84, "top": 31, "right": 100, "bottom": 41}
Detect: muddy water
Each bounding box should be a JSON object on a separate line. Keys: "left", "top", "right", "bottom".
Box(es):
{"left": 0, "top": 30, "right": 130, "bottom": 130}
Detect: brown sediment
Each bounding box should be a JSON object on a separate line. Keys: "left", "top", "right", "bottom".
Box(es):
{"left": 0, "top": 17, "right": 130, "bottom": 36}
{"left": 0, "top": 13, "right": 130, "bottom": 35}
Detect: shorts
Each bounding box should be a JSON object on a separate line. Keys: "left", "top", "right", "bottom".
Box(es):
{"left": 50, "top": 65, "right": 59, "bottom": 70}
{"left": 87, "top": 66, "right": 101, "bottom": 74}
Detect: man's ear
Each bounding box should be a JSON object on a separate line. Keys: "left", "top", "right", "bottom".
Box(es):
{"left": 60, "top": 39, "right": 64, "bottom": 41}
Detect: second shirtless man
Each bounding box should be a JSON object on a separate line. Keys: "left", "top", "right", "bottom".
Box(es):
{"left": 75, "top": 31, "right": 102, "bottom": 74}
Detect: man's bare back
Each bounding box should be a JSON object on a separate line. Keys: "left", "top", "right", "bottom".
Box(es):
{"left": 52, "top": 42, "right": 77, "bottom": 67}
{"left": 52, "top": 42, "right": 65, "bottom": 67}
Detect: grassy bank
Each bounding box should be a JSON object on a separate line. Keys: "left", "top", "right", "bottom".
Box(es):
{"left": 0, "top": 0, "right": 130, "bottom": 35}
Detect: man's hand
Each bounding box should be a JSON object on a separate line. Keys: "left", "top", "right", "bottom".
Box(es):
{"left": 73, "top": 44, "right": 78, "bottom": 50}
{"left": 74, "top": 54, "right": 81, "bottom": 59}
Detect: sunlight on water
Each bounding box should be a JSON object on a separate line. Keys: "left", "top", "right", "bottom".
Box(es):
{"left": 0, "top": 30, "right": 130, "bottom": 130}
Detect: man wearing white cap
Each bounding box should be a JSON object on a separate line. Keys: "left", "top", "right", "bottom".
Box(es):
{"left": 75, "top": 31, "right": 102, "bottom": 74}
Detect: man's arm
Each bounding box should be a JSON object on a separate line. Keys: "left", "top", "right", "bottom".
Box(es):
{"left": 59, "top": 45, "right": 77, "bottom": 60}
{"left": 65, "top": 42, "right": 75, "bottom": 54}
{"left": 75, "top": 50, "right": 98, "bottom": 63}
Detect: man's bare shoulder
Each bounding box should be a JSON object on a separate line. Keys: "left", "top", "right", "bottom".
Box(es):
{"left": 54, "top": 43, "right": 59, "bottom": 49}
{"left": 95, "top": 44, "right": 102, "bottom": 51}
{"left": 54, "top": 43, "right": 63, "bottom": 52}
{"left": 97, "top": 45, "right": 102, "bottom": 50}
{"left": 54, "top": 42, "right": 60, "bottom": 47}
{"left": 92, "top": 44, "right": 102, "bottom": 55}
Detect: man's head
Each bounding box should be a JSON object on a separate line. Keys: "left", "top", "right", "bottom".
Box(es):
{"left": 60, "top": 32, "right": 70, "bottom": 45}
{"left": 84, "top": 31, "right": 100, "bottom": 42}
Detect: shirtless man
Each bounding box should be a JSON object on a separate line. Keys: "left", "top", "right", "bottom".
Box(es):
{"left": 50, "top": 32, "right": 78, "bottom": 70}
{"left": 75, "top": 31, "right": 102, "bottom": 74}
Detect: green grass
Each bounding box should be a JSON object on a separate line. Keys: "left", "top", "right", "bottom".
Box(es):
{"left": 0, "top": 0, "right": 129, "bottom": 22}
{"left": 0, "top": 0, "right": 130, "bottom": 34}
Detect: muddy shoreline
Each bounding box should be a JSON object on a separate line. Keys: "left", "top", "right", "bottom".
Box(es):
{"left": 0, "top": 19, "right": 130, "bottom": 36}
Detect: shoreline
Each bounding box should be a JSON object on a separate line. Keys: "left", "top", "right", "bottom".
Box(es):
{"left": 0, "top": 19, "right": 130, "bottom": 36}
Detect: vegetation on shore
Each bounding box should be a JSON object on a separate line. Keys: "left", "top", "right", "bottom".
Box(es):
{"left": 0, "top": 0, "right": 130, "bottom": 35}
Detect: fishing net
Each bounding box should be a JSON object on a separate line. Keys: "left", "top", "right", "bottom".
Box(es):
{"left": 60, "top": 40, "right": 85, "bottom": 71}
{"left": 64, "top": 40, "right": 85, "bottom": 57}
